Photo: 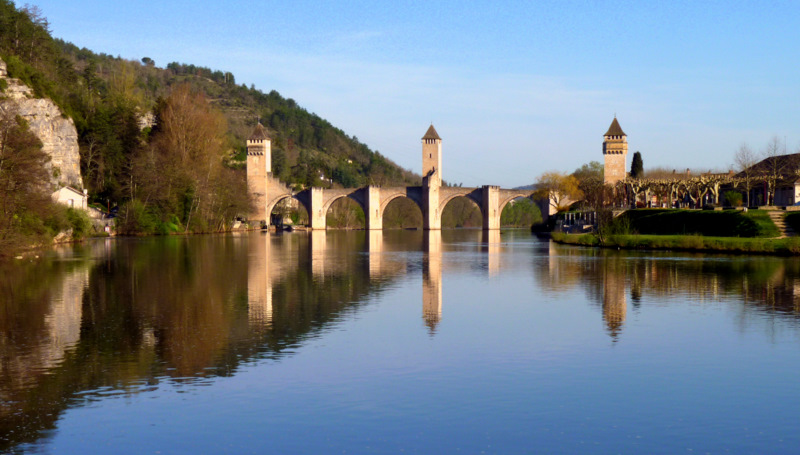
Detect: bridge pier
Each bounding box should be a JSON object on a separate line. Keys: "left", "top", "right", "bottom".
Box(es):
{"left": 482, "top": 185, "right": 500, "bottom": 230}
{"left": 309, "top": 187, "right": 326, "bottom": 230}
{"left": 423, "top": 175, "right": 441, "bottom": 230}
{"left": 366, "top": 186, "right": 382, "bottom": 230}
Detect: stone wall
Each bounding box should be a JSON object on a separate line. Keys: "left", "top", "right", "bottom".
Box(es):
{"left": 0, "top": 58, "right": 83, "bottom": 190}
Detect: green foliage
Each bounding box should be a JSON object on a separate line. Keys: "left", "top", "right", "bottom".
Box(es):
{"left": 326, "top": 198, "right": 364, "bottom": 229}
{"left": 619, "top": 209, "right": 772, "bottom": 237}
{"left": 630, "top": 151, "right": 644, "bottom": 178}
{"left": 0, "top": 78, "right": 7, "bottom": 92}
{"left": 741, "top": 210, "right": 781, "bottom": 238}
{"left": 441, "top": 197, "right": 481, "bottom": 228}
{"left": 0, "top": 100, "right": 55, "bottom": 255}
{"left": 597, "top": 212, "right": 633, "bottom": 242}
{"left": 382, "top": 198, "right": 422, "bottom": 229}
{"left": 1, "top": 0, "right": 420, "bottom": 240}
{"left": 571, "top": 161, "right": 607, "bottom": 209}
{"left": 572, "top": 161, "right": 604, "bottom": 181}
{"left": 117, "top": 199, "right": 159, "bottom": 234}
{"left": 500, "top": 198, "right": 541, "bottom": 227}
{"left": 65, "top": 207, "right": 92, "bottom": 239}
{"left": 724, "top": 191, "right": 743, "bottom": 207}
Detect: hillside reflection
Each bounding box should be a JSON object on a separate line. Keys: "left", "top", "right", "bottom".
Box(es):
{"left": 537, "top": 243, "right": 800, "bottom": 340}
{"left": 5, "top": 233, "right": 800, "bottom": 450}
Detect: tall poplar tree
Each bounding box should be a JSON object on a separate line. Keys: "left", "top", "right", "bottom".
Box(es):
{"left": 631, "top": 151, "right": 644, "bottom": 178}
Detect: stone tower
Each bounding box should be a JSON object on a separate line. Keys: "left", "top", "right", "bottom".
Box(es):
{"left": 422, "top": 124, "right": 442, "bottom": 186}
{"left": 422, "top": 125, "right": 442, "bottom": 230}
{"left": 247, "top": 123, "right": 271, "bottom": 222}
{"left": 603, "top": 117, "right": 628, "bottom": 185}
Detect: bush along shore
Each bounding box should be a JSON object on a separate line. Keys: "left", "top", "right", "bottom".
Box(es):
{"left": 550, "top": 209, "right": 800, "bottom": 256}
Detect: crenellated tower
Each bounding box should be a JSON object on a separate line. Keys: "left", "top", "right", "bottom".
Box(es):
{"left": 422, "top": 124, "right": 442, "bottom": 186}
{"left": 422, "top": 125, "right": 442, "bottom": 230}
{"left": 247, "top": 123, "right": 271, "bottom": 222}
{"left": 602, "top": 117, "right": 628, "bottom": 185}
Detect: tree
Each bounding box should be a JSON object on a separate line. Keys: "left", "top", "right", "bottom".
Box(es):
{"left": 630, "top": 151, "right": 644, "bottom": 179}
{"left": 272, "top": 148, "right": 287, "bottom": 180}
{"left": 734, "top": 143, "right": 757, "bottom": 207}
{"left": 572, "top": 161, "right": 605, "bottom": 209}
{"left": 761, "top": 136, "right": 786, "bottom": 206}
{"left": 500, "top": 198, "right": 542, "bottom": 227}
{"left": 0, "top": 103, "right": 51, "bottom": 254}
{"left": 128, "top": 84, "right": 249, "bottom": 233}
{"left": 535, "top": 171, "right": 583, "bottom": 212}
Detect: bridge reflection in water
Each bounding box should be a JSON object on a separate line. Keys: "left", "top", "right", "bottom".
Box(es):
{"left": 245, "top": 230, "right": 506, "bottom": 334}
{"left": 6, "top": 234, "right": 800, "bottom": 451}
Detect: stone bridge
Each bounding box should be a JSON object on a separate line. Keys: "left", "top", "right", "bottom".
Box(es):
{"left": 248, "top": 124, "right": 536, "bottom": 230}
{"left": 260, "top": 177, "right": 535, "bottom": 230}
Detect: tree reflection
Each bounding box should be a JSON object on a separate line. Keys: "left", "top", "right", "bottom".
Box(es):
{"left": 0, "top": 233, "right": 403, "bottom": 451}
{"left": 537, "top": 244, "right": 800, "bottom": 340}
{"left": 7, "top": 234, "right": 800, "bottom": 451}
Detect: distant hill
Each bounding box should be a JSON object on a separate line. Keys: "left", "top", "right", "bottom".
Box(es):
{"left": 0, "top": 0, "right": 419, "bottom": 205}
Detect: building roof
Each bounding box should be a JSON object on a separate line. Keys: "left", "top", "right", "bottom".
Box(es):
{"left": 604, "top": 117, "right": 626, "bottom": 137}
{"left": 736, "top": 152, "right": 800, "bottom": 178}
{"left": 422, "top": 124, "right": 441, "bottom": 140}
{"left": 54, "top": 186, "right": 85, "bottom": 197}
{"left": 249, "top": 123, "right": 270, "bottom": 141}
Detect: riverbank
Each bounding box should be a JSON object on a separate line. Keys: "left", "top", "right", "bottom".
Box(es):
{"left": 552, "top": 232, "right": 800, "bottom": 256}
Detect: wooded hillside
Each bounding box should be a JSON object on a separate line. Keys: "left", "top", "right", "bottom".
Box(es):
{"left": 0, "top": 0, "right": 418, "bottom": 205}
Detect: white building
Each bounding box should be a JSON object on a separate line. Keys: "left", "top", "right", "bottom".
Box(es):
{"left": 52, "top": 186, "right": 88, "bottom": 210}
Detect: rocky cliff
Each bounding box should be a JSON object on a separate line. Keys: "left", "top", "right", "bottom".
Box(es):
{"left": 0, "top": 58, "right": 83, "bottom": 190}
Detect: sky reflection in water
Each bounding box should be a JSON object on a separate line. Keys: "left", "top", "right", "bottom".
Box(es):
{"left": 2, "top": 230, "right": 800, "bottom": 454}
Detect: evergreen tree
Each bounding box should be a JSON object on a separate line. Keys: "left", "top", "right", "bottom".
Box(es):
{"left": 631, "top": 151, "right": 644, "bottom": 178}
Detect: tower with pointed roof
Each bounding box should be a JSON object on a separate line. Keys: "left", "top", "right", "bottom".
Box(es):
{"left": 247, "top": 123, "right": 271, "bottom": 221}
{"left": 421, "top": 125, "right": 442, "bottom": 230}
{"left": 422, "top": 124, "right": 442, "bottom": 186}
{"left": 603, "top": 117, "right": 628, "bottom": 185}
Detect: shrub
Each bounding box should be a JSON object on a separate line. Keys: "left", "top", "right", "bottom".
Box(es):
{"left": 724, "top": 191, "right": 743, "bottom": 207}
{"left": 620, "top": 209, "right": 761, "bottom": 237}
{"left": 66, "top": 208, "right": 92, "bottom": 239}
{"left": 117, "top": 199, "right": 159, "bottom": 234}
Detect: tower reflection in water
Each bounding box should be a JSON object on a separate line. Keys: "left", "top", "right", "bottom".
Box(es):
{"left": 246, "top": 230, "right": 482, "bottom": 336}
{"left": 423, "top": 230, "right": 442, "bottom": 333}
{"left": 538, "top": 242, "right": 630, "bottom": 340}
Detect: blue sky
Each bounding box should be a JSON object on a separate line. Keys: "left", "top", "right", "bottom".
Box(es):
{"left": 30, "top": 0, "right": 800, "bottom": 187}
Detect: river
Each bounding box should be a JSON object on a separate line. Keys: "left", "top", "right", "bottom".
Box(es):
{"left": 2, "top": 230, "right": 800, "bottom": 454}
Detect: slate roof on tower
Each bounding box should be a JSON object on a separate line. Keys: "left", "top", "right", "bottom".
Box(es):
{"left": 422, "top": 124, "right": 441, "bottom": 140}
{"left": 249, "top": 123, "right": 270, "bottom": 141}
{"left": 604, "top": 118, "right": 626, "bottom": 137}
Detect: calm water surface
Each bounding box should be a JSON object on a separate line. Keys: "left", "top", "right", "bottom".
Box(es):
{"left": 2, "top": 230, "right": 800, "bottom": 454}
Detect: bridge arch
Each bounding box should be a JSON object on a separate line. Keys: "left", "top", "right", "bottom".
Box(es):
{"left": 381, "top": 194, "right": 424, "bottom": 229}
{"left": 266, "top": 194, "right": 310, "bottom": 227}
{"left": 379, "top": 192, "right": 423, "bottom": 214}
{"left": 440, "top": 194, "right": 484, "bottom": 228}
{"left": 435, "top": 188, "right": 485, "bottom": 229}
{"left": 320, "top": 191, "right": 367, "bottom": 217}
{"left": 498, "top": 192, "right": 535, "bottom": 214}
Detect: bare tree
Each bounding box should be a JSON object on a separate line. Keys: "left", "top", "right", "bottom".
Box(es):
{"left": 761, "top": 136, "right": 787, "bottom": 205}
{"left": 734, "top": 143, "right": 758, "bottom": 206}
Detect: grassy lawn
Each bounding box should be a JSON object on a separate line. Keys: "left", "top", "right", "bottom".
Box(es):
{"left": 742, "top": 210, "right": 781, "bottom": 238}
{"left": 552, "top": 232, "right": 800, "bottom": 255}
